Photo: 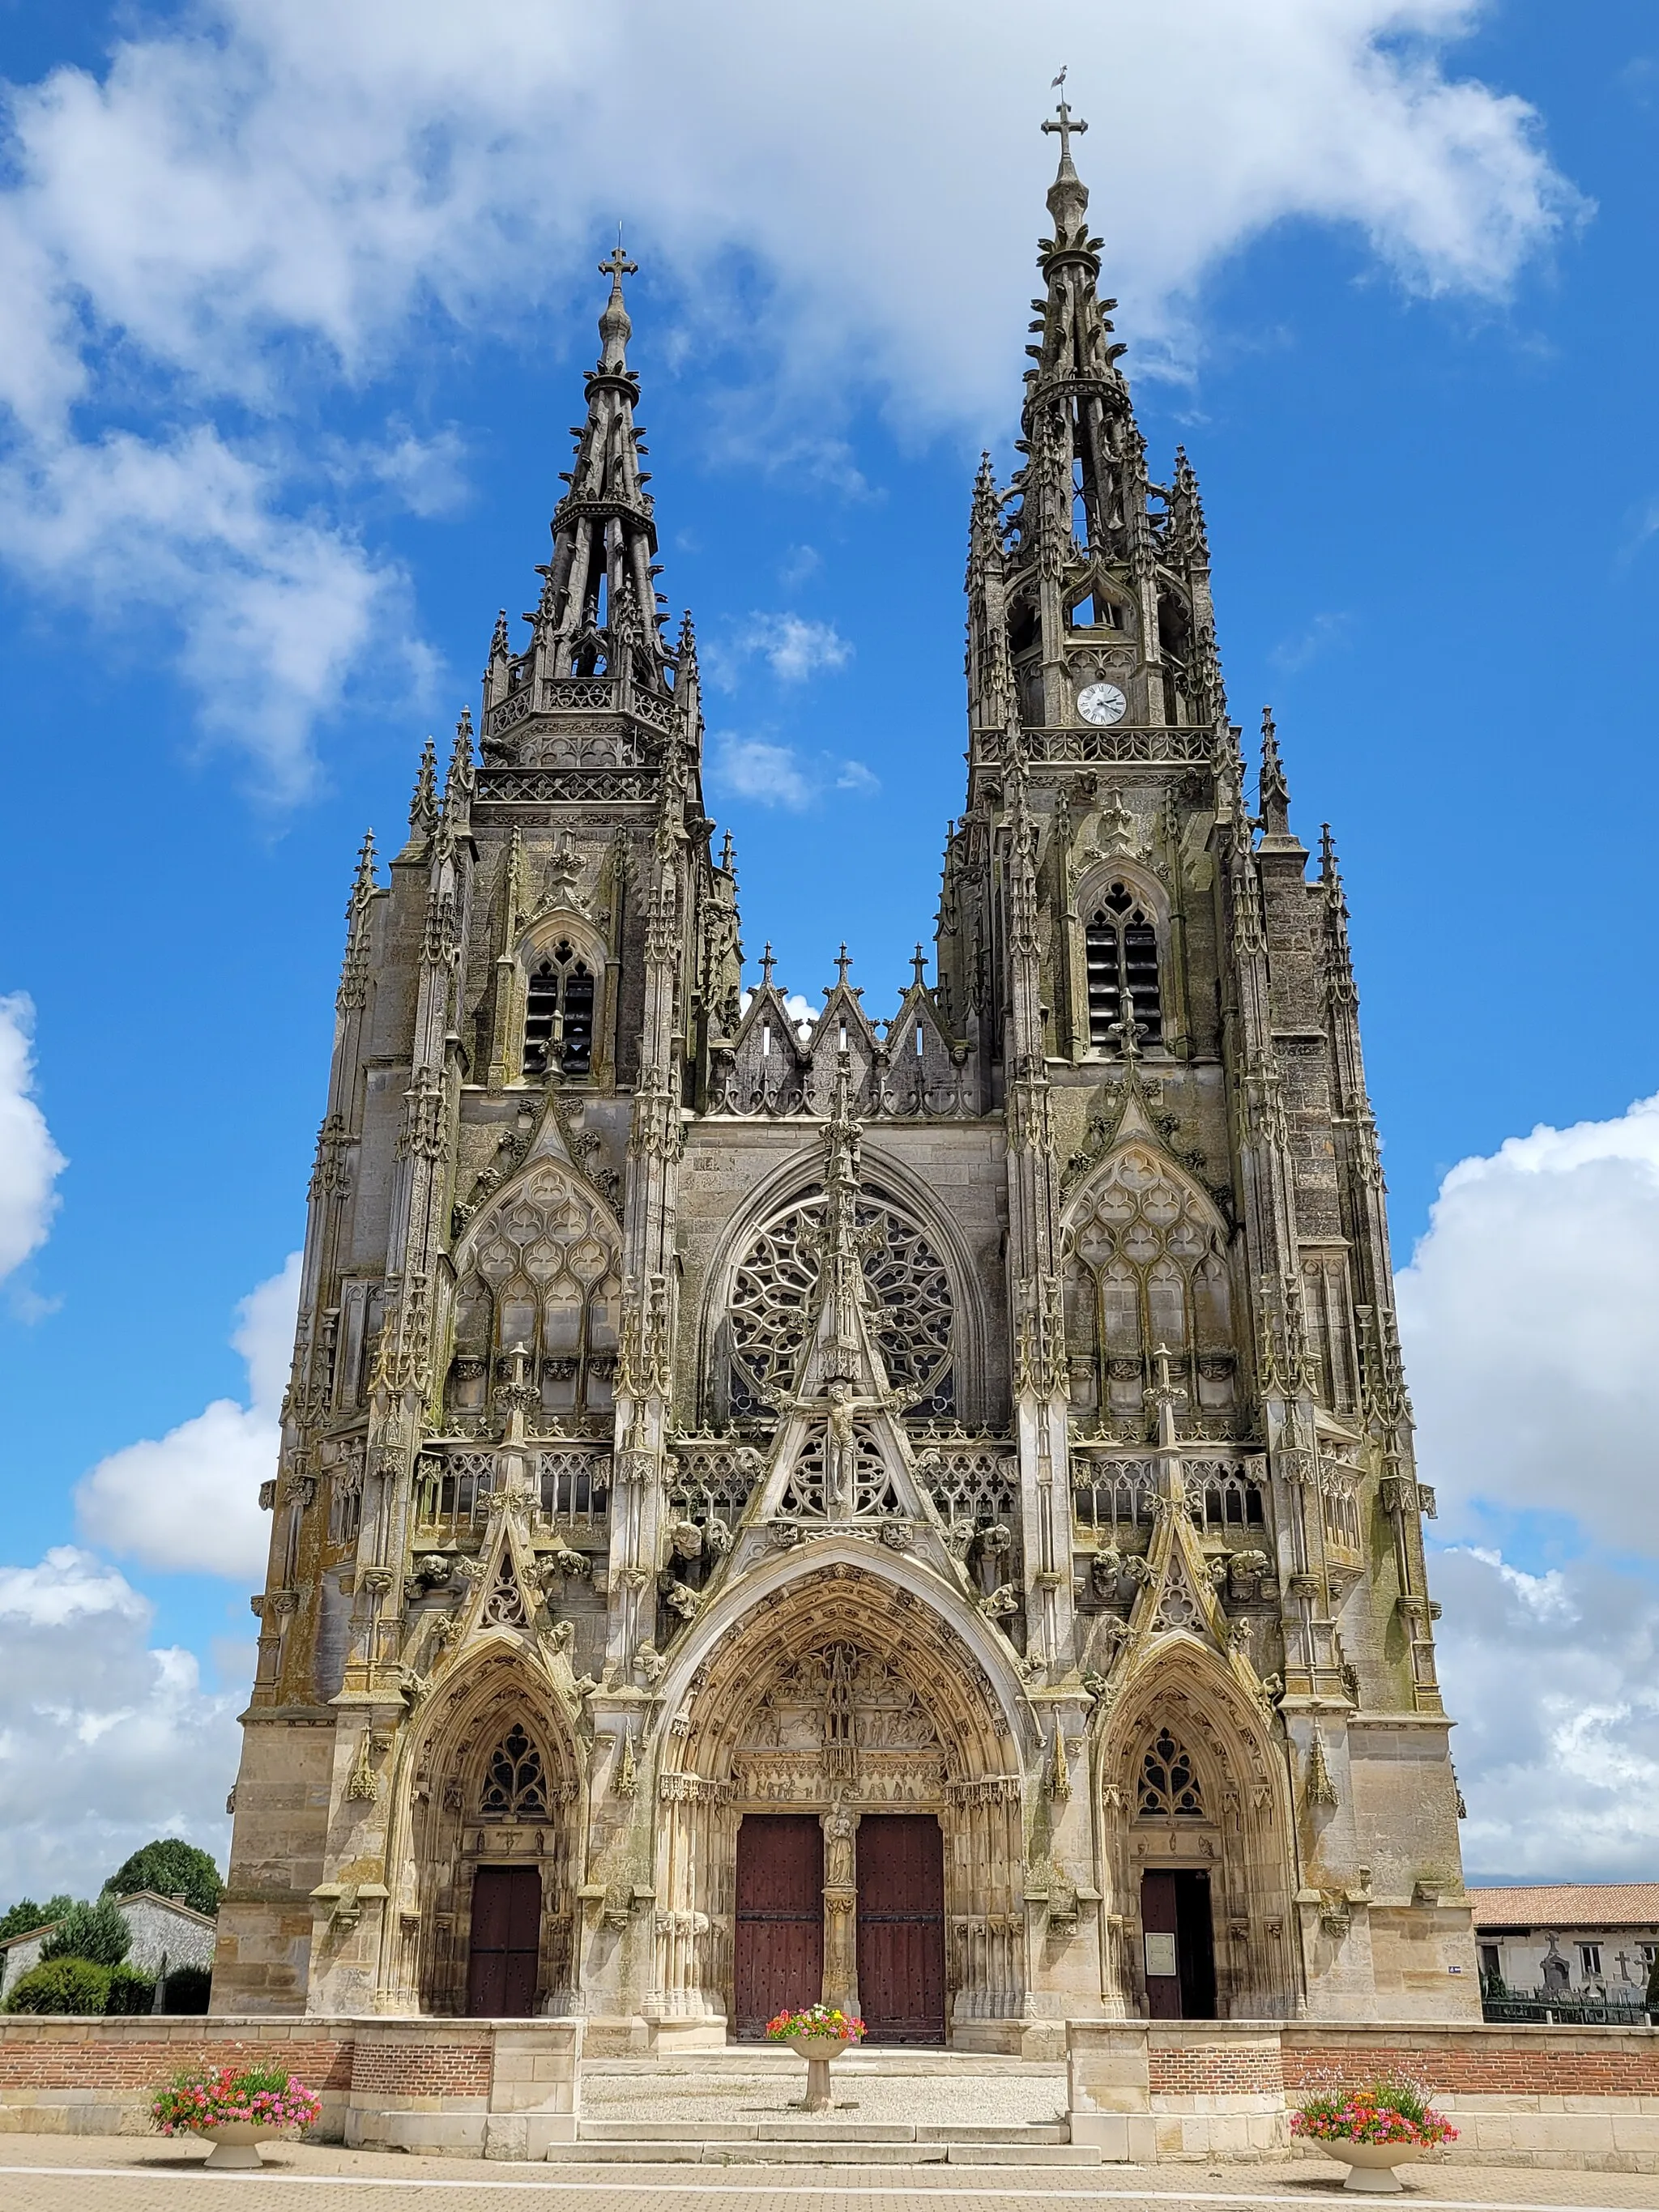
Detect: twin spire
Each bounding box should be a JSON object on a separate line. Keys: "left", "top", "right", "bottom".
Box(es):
{"left": 489, "top": 241, "right": 676, "bottom": 697}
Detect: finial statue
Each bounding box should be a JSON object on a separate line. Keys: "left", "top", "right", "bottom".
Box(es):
{"left": 1111, "top": 983, "right": 1145, "bottom": 1063}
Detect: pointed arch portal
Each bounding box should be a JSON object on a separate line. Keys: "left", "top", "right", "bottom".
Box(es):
{"left": 1096, "top": 1643, "right": 1297, "bottom": 2020}
{"left": 650, "top": 1562, "right": 1025, "bottom": 2041}
{"left": 391, "top": 1649, "right": 585, "bottom": 2018}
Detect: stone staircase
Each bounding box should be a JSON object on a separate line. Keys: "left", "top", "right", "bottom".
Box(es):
{"left": 550, "top": 2047, "right": 1099, "bottom": 2164}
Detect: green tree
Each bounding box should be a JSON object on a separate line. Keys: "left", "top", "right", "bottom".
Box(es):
{"left": 40, "top": 1894, "right": 130, "bottom": 1967}
{"left": 107, "top": 1839, "right": 223, "bottom": 1918}
{"left": 0, "top": 1895, "right": 72, "bottom": 1943}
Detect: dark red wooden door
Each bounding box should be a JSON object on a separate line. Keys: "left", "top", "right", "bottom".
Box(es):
{"left": 1141, "top": 1869, "right": 1181, "bottom": 2018}
{"left": 466, "top": 1865, "right": 541, "bottom": 2017}
{"left": 1140, "top": 1869, "right": 1216, "bottom": 2018}
{"left": 735, "top": 1815, "right": 824, "bottom": 2039}
{"left": 855, "top": 1814, "right": 945, "bottom": 2044}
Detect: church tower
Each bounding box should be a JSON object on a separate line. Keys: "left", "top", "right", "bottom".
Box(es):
{"left": 216, "top": 107, "right": 1473, "bottom": 2036}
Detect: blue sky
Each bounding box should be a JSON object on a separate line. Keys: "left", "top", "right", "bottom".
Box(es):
{"left": 0, "top": 0, "right": 1656, "bottom": 1897}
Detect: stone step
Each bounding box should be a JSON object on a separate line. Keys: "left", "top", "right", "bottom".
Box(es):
{"left": 546, "top": 2139, "right": 1102, "bottom": 2167}
{"left": 579, "top": 2114, "right": 1070, "bottom": 2132}
{"left": 592, "top": 2044, "right": 1070, "bottom": 2061}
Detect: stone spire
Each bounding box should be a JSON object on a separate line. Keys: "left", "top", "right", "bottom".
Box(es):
{"left": 1004, "top": 95, "right": 1144, "bottom": 727}
{"left": 533, "top": 245, "right": 669, "bottom": 686}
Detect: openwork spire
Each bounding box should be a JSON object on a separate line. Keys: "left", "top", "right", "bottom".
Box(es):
{"left": 531, "top": 245, "right": 669, "bottom": 686}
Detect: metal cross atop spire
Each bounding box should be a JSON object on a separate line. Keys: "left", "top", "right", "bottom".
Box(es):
{"left": 1042, "top": 76, "right": 1088, "bottom": 170}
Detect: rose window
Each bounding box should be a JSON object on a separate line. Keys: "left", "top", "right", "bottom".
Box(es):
{"left": 727, "top": 1187, "right": 954, "bottom": 1418}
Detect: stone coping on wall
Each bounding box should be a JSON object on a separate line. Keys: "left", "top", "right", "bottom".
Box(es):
{"left": 1067, "top": 2018, "right": 1659, "bottom": 2171}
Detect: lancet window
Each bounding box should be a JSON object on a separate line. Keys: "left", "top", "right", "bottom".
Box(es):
{"left": 524, "top": 940, "right": 595, "bottom": 1076}
{"left": 1085, "top": 884, "right": 1162, "bottom": 1046}
{"left": 1138, "top": 1727, "right": 1205, "bottom": 1818}
{"left": 1064, "top": 1145, "right": 1235, "bottom": 1421}
{"left": 723, "top": 1186, "right": 955, "bottom": 1421}
{"left": 479, "top": 1725, "right": 548, "bottom": 1818}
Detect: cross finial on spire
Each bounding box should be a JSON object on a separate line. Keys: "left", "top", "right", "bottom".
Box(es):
{"left": 759, "top": 941, "right": 775, "bottom": 987}
{"left": 596, "top": 239, "right": 638, "bottom": 372}
{"left": 1041, "top": 75, "right": 1089, "bottom": 175}
{"left": 834, "top": 944, "right": 852, "bottom": 988}
{"left": 911, "top": 944, "right": 928, "bottom": 991}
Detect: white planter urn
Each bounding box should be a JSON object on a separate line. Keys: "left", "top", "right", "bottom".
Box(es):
{"left": 1334, "top": 2141, "right": 1426, "bottom": 2193}
{"left": 198, "top": 2123, "right": 281, "bottom": 2171}
{"left": 787, "top": 2035, "right": 858, "bottom": 2114}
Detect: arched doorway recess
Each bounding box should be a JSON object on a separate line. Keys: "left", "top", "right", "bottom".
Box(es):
{"left": 653, "top": 1561, "right": 1028, "bottom": 2042}
{"left": 1095, "top": 1647, "right": 1297, "bottom": 2018}
{"left": 391, "top": 1651, "right": 586, "bottom": 2015}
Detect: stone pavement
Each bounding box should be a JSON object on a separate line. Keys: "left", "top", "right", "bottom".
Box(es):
{"left": 4, "top": 2138, "right": 1659, "bottom": 2212}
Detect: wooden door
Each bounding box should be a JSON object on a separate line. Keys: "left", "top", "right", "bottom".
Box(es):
{"left": 1141, "top": 1869, "right": 1181, "bottom": 2018}
{"left": 735, "top": 1815, "right": 824, "bottom": 2039}
{"left": 466, "top": 1865, "right": 541, "bottom": 2017}
{"left": 855, "top": 1814, "right": 945, "bottom": 2044}
{"left": 1140, "top": 1869, "right": 1217, "bottom": 2018}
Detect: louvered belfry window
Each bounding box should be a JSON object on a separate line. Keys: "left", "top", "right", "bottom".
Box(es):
{"left": 524, "top": 940, "right": 595, "bottom": 1076}
{"left": 1085, "top": 883, "right": 1162, "bottom": 1047}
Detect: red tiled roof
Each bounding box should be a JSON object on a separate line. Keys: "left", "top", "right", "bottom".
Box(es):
{"left": 1468, "top": 1883, "right": 1659, "bottom": 1930}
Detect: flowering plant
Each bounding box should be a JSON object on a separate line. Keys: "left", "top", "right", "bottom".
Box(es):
{"left": 151, "top": 2063, "right": 322, "bottom": 2137}
{"left": 764, "top": 2003, "right": 865, "bottom": 2042}
{"left": 1291, "top": 2071, "right": 1456, "bottom": 2149}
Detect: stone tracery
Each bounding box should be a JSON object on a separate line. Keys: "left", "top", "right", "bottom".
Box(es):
{"left": 727, "top": 1187, "right": 955, "bottom": 1420}
{"left": 1064, "top": 1143, "right": 1235, "bottom": 1421}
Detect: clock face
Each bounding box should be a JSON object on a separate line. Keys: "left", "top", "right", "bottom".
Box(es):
{"left": 1077, "top": 680, "right": 1128, "bottom": 727}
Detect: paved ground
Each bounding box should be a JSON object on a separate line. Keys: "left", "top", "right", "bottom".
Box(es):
{"left": 3, "top": 2138, "right": 1659, "bottom": 2212}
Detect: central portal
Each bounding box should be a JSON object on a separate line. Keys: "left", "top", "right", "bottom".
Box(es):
{"left": 855, "top": 1813, "right": 945, "bottom": 2044}
{"left": 735, "top": 1814, "right": 825, "bottom": 2039}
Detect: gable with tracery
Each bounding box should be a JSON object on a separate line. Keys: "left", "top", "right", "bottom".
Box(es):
{"left": 1063, "top": 1140, "right": 1236, "bottom": 1426}
{"left": 444, "top": 1158, "right": 622, "bottom": 1432}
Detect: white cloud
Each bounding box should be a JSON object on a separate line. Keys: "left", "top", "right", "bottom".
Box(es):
{"left": 1270, "top": 608, "right": 1354, "bottom": 673}
{"left": 76, "top": 1252, "right": 301, "bottom": 1581}
{"left": 0, "top": 1, "right": 1579, "bottom": 779}
{"left": 0, "top": 1547, "right": 240, "bottom": 1904}
{"left": 710, "top": 612, "right": 852, "bottom": 692}
{"left": 711, "top": 730, "right": 878, "bottom": 813}
{"left": 0, "top": 429, "right": 420, "bottom": 799}
{"left": 1398, "top": 1094, "right": 1659, "bottom": 1876}
{"left": 1397, "top": 1093, "right": 1659, "bottom": 1553}
{"left": 0, "top": 993, "right": 66, "bottom": 1292}
{"left": 1431, "top": 1545, "right": 1659, "bottom": 1880}
{"left": 711, "top": 735, "right": 817, "bottom": 811}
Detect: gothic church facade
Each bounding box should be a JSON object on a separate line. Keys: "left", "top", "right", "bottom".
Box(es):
{"left": 218, "top": 109, "right": 1475, "bottom": 2040}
